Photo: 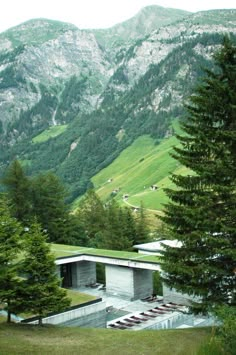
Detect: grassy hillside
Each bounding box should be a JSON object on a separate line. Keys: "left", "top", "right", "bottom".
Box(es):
{"left": 32, "top": 124, "right": 68, "bottom": 143}
{"left": 91, "top": 121, "right": 188, "bottom": 212}
{"left": 0, "top": 322, "right": 211, "bottom": 355}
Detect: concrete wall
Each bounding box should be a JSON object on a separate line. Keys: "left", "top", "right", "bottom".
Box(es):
{"left": 71, "top": 261, "right": 96, "bottom": 287}
{"left": 105, "top": 265, "right": 152, "bottom": 300}
{"left": 133, "top": 269, "right": 153, "bottom": 300}
{"left": 25, "top": 300, "right": 106, "bottom": 328}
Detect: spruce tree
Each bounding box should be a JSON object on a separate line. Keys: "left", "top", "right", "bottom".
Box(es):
{"left": 0, "top": 195, "right": 23, "bottom": 322}
{"left": 30, "top": 172, "right": 69, "bottom": 243}
{"left": 161, "top": 37, "right": 236, "bottom": 311}
{"left": 2, "top": 160, "right": 31, "bottom": 222}
{"left": 20, "top": 221, "right": 70, "bottom": 325}
{"left": 134, "top": 202, "right": 150, "bottom": 245}
{"left": 105, "top": 200, "right": 132, "bottom": 250}
{"left": 77, "top": 189, "right": 107, "bottom": 243}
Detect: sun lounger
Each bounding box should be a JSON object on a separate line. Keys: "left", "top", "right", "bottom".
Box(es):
{"left": 149, "top": 309, "right": 165, "bottom": 315}
{"left": 117, "top": 320, "right": 134, "bottom": 327}
{"left": 131, "top": 315, "right": 149, "bottom": 322}
{"left": 160, "top": 304, "right": 176, "bottom": 311}
{"left": 124, "top": 318, "right": 141, "bottom": 324}
{"left": 140, "top": 312, "right": 158, "bottom": 318}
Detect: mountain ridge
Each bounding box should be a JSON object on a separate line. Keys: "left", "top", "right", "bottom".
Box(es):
{"left": 0, "top": 7, "right": 235, "bottom": 206}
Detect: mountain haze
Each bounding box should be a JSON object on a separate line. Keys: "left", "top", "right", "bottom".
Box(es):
{"left": 0, "top": 6, "right": 235, "bottom": 206}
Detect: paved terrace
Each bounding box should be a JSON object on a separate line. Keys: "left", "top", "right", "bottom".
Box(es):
{"left": 51, "top": 243, "right": 161, "bottom": 271}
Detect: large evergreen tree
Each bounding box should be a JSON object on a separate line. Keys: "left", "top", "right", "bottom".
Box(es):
{"left": 20, "top": 221, "right": 71, "bottom": 325}
{"left": 2, "top": 160, "right": 31, "bottom": 222}
{"left": 134, "top": 202, "right": 150, "bottom": 245}
{"left": 0, "top": 195, "right": 23, "bottom": 322}
{"left": 161, "top": 37, "right": 236, "bottom": 311}
{"left": 77, "top": 189, "right": 107, "bottom": 244}
{"left": 30, "top": 172, "right": 68, "bottom": 242}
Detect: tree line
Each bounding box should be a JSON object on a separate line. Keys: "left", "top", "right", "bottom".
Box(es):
{"left": 1, "top": 160, "right": 150, "bottom": 250}
{"left": 0, "top": 196, "right": 70, "bottom": 324}
{"left": 0, "top": 160, "right": 150, "bottom": 324}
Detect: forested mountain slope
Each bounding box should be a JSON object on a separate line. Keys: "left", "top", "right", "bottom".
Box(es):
{"left": 0, "top": 7, "right": 235, "bottom": 203}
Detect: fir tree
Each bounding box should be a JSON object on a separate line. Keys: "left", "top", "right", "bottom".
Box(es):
{"left": 2, "top": 160, "right": 31, "bottom": 222}
{"left": 161, "top": 37, "right": 236, "bottom": 311}
{"left": 30, "top": 172, "right": 69, "bottom": 243}
{"left": 77, "top": 189, "right": 107, "bottom": 244}
{"left": 20, "top": 221, "right": 71, "bottom": 325}
{"left": 105, "top": 200, "right": 132, "bottom": 250}
{"left": 122, "top": 207, "right": 137, "bottom": 247}
{"left": 0, "top": 195, "right": 23, "bottom": 322}
{"left": 134, "top": 202, "right": 150, "bottom": 245}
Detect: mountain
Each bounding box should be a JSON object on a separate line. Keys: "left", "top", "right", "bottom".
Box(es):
{"left": 0, "top": 7, "right": 235, "bottom": 205}
{"left": 91, "top": 6, "right": 190, "bottom": 57}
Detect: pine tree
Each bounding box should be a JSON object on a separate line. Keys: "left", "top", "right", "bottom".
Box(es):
{"left": 30, "top": 172, "right": 69, "bottom": 243}
{"left": 122, "top": 207, "right": 137, "bottom": 247}
{"left": 161, "top": 37, "right": 236, "bottom": 311}
{"left": 20, "top": 221, "right": 71, "bottom": 325}
{"left": 0, "top": 195, "right": 23, "bottom": 322}
{"left": 77, "top": 189, "right": 107, "bottom": 243}
{"left": 105, "top": 200, "right": 132, "bottom": 250}
{"left": 134, "top": 202, "right": 150, "bottom": 245}
{"left": 2, "top": 160, "right": 31, "bottom": 222}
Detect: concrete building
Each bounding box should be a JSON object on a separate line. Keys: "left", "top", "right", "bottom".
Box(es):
{"left": 54, "top": 247, "right": 161, "bottom": 301}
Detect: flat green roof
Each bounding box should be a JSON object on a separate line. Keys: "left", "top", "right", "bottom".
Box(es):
{"left": 50, "top": 243, "right": 160, "bottom": 264}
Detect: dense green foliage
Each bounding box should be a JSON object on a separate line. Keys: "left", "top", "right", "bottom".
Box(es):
{"left": 76, "top": 189, "right": 150, "bottom": 250}
{"left": 20, "top": 222, "right": 71, "bottom": 325}
{"left": 2, "top": 161, "right": 150, "bottom": 249}
{"left": 0, "top": 198, "right": 70, "bottom": 324}
{"left": 0, "top": 195, "right": 23, "bottom": 322}
{"left": 2, "top": 161, "right": 86, "bottom": 245}
{"left": 2, "top": 160, "right": 31, "bottom": 222}
{"left": 161, "top": 38, "right": 236, "bottom": 312}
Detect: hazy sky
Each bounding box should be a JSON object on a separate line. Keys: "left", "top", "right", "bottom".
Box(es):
{"left": 1, "top": 0, "right": 235, "bottom": 33}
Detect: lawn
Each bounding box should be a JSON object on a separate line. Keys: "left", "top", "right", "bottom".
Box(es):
{"left": 67, "top": 289, "right": 97, "bottom": 306}
{"left": 0, "top": 322, "right": 212, "bottom": 355}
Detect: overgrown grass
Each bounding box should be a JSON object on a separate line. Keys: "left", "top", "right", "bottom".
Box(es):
{"left": 0, "top": 322, "right": 211, "bottom": 355}
{"left": 32, "top": 124, "right": 67, "bottom": 143}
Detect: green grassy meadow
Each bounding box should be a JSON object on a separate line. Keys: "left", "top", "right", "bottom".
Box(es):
{"left": 32, "top": 124, "right": 67, "bottom": 143}
{"left": 91, "top": 121, "right": 188, "bottom": 213}
{"left": 0, "top": 322, "right": 211, "bottom": 355}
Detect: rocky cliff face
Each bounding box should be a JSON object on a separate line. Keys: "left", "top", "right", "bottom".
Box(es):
{"left": 0, "top": 19, "right": 112, "bottom": 136}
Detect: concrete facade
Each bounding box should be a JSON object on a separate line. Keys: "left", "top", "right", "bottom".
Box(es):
{"left": 71, "top": 261, "right": 96, "bottom": 287}
{"left": 59, "top": 261, "right": 96, "bottom": 288}
{"left": 105, "top": 265, "right": 153, "bottom": 300}
{"left": 24, "top": 300, "right": 106, "bottom": 328}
